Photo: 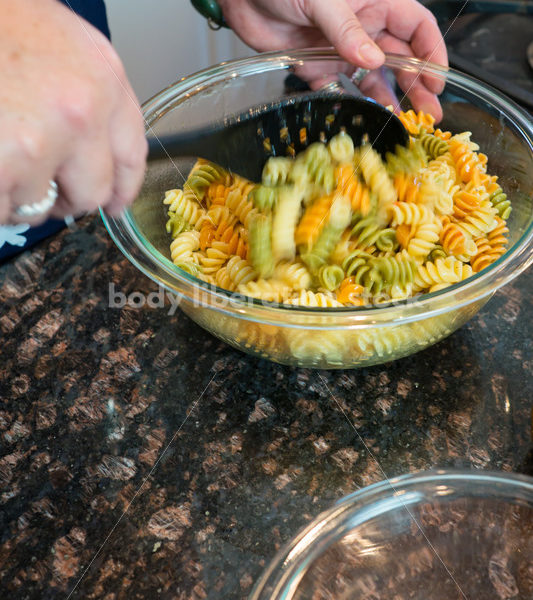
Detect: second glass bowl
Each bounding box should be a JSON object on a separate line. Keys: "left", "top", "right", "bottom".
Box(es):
{"left": 250, "top": 470, "right": 533, "bottom": 600}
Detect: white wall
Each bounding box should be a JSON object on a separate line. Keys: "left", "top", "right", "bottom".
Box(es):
{"left": 105, "top": 0, "right": 254, "bottom": 102}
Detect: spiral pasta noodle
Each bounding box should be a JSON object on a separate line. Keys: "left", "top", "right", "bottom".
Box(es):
{"left": 328, "top": 131, "right": 355, "bottom": 164}
{"left": 249, "top": 213, "right": 274, "bottom": 277}
{"left": 262, "top": 156, "right": 293, "bottom": 187}
{"left": 439, "top": 216, "right": 477, "bottom": 257}
{"left": 237, "top": 278, "right": 290, "bottom": 302}
{"left": 419, "top": 131, "right": 448, "bottom": 160}
{"left": 335, "top": 165, "right": 374, "bottom": 215}
{"left": 169, "top": 230, "right": 200, "bottom": 264}
{"left": 398, "top": 109, "right": 435, "bottom": 135}
{"left": 184, "top": 160, "right": 229, "bottom": 200}
{"left": 161, "top": 117, "right": 510, "bottom": 312}
{"left": 164, "top": 188, "right": 206, "bottom": 230}
{"left": 295, "top": 194, "right": 333, "bottom": 249}
{"left": 488, "top": 185, "right": 512, "bottom": 219}
{"left": 273, "top": 260, "right": 312, "bottom": 290}
{"left": 354, "top": 144, "right": 397, "bottom": 220}
{"left": 386, "top": 140, "right": 427, "bottom": 176}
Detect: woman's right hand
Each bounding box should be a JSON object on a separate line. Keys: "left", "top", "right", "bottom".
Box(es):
{"left": 0, "top": 0, "right": 147, "bottom": 225}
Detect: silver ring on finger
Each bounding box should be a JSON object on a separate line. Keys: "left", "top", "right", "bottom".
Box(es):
{"left": 351, "top": 67, "right": 370, "bottom": 85}
{"left": 15, "top": 180, "right": 58, "bottom": 218}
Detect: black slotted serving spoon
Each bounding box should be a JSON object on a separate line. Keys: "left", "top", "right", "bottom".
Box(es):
{"left": 146, "top": 93, "right": 409, "bottom": 183}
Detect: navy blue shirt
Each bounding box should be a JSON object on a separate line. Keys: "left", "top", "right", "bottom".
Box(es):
{"left": 0, "top": 0, "right": 110, "bottom": 263}
{"left": 60, "top": 0, "right": 110, "bottom": 38}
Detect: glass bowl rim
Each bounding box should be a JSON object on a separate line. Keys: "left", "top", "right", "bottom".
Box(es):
{"left": 101, "top": 49, "right": 533, "bottom": 326}
{"left": 249, "top": 468, "right": 533, "bottom": 600}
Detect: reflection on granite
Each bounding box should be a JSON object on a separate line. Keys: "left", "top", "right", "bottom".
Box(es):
{"left": 0, "top": 216, "right": 531, "bottom": 599}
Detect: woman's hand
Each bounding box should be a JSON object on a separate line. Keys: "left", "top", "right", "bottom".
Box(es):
{"left": 0, "top": 0, "right": 147, "bottom": 225}
{"left": 218, "top": 0, "right": 447, "bottom": 116}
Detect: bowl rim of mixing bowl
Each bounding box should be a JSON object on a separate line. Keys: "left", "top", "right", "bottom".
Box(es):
{"left": 248, "top": 468, "right": 533, "bottom": 600}
{"left": 101, "top": 50, "right": 533, "bottom": 328}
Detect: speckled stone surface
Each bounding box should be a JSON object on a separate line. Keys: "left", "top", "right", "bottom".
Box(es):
{"left": 0, "top": 216, "right": 531, "bottom": 599}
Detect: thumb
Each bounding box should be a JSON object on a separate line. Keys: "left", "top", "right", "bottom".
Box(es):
{"left": 305, "top": 0, "right": 385, "bottom": 69}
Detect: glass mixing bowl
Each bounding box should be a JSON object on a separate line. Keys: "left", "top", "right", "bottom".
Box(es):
{"left": 101, "top": 50, "right": 533, "bottom": 369}
{"left": 249, "top": 470, "right": 533, "bottom": 600}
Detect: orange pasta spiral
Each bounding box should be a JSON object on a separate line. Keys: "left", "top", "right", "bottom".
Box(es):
{"left": 199, "top": 223, "right": 216, "bottom": 251}
{"left": 471, "top": 217, "right": 509, "bottom": 272}
{"left": 483, "top": 175, "right": 500, "bottom": 196}
{"left": 214, "top": 219, "right": 248, "bottom": 259}
{"left": 395, "top": 224, "right": 416, "bottom": 250}
{"left": 398, "top": 110, "right": 435, "bottom": 135}
{"left": 434, "top": 128, "right": 452, "bottom": 141}
{"left": 393, "top": 173, "right": 420, "bottom": 203}
{"left": 335, "top": 164, "right": 373, "bottom": 215}
{"left": 440, "top": 216, "right": 475, "bottom": 256}
{"left": 449, "top": 139, "right": 489, "bottom": 185}
{"left": 471, "top": 241, "right": 504, "bottom": 272}
{"left": 452, "top": 190, "right": 481, "bottom": 219}
{"left": 206, "top": 182, "right": 231, "bottom": 207}
{"left": 295, "top": 194, "right": 332, "bottom": 249}
{"left": 488, "top": 216, "right": 509, "bottom": 247}
{"left": 336, "top": 277, "right": 365, "bottom": 305}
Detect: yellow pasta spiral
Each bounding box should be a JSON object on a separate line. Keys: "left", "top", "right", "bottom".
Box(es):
{"left": 164, "top": 189, "right": 206, "bottom": 229}
{"left": 198, "top": 246, "right": 229, "bottom": 274}
{"left": 215, "top": 256, "right": 256, "bottom": 291}
{"left": 416, "top": 173, "right": 454, "bottom": 216}
{"left": 407, "top": 221, "right": 441, "bottom": 258}
{"left": 262, "top": 156, "right": 294, "bottom": 187}
{"left": 285, "top": 290, "right": 343, "bottom": 307}
{"left": 225, "top": 185, "right": 257, "bottom": 229}
{"left": 389, "top": 202, "right": 434, "bottom": 227}
{"left": 272, "top": 261, "right": 312, "bottom": 290}
{"left": 453, "top": 200, "right": 497, "bottom": 238}
{"left": 169, "top": 230, "right": 201, "bottom": 264}
{"left": 328, "top": 132, "right": 355, "bottom": 164}
{"left": 354, "top": 144, "right": 397, "bottom": 220}
{"left": 413, "top": 256, "right": 463, "bottom": 291}
{"left": 237, "top": 279, "right": 291, "bottom": 302}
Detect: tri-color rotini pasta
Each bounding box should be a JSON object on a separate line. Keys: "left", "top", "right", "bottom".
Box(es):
{"left": 162, "top": 111, "right": 511, "bottom": 307}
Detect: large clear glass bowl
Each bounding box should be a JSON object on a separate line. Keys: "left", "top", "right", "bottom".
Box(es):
{"left": 101, "top": 50, "right": 533, "bottom": 369}
{"left": 249, "top": 470, "right": 533, "bottom": 600}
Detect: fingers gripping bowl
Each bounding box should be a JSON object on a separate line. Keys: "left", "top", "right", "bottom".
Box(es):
{"left": 101, "top": 51, "right": 533, "bottom": 369}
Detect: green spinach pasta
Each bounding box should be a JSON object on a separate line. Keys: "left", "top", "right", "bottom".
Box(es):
{"left": 163, "top": 109, "right": 510, "bottom": 308}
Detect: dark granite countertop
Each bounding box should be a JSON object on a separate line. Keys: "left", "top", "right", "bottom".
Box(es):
{"left": 0, "top": 215, "right": 531, "bottom": 599}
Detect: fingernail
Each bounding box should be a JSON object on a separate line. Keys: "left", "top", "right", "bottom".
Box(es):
{"left": 358, "top": 42, "right": 384, "bottom": 66}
